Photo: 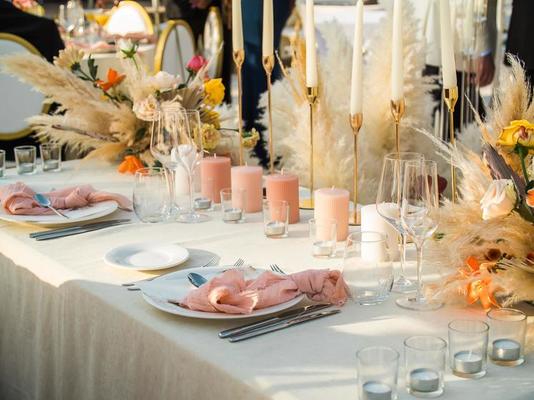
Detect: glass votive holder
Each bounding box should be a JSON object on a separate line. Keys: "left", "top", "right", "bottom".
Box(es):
{"left": 487, "top": 308, "right": 526, "bottom": 367}
{"left": 309, "top": 218, "right": 337, "bottom": 258}
{"left": 404, "top": 336, "right": 446, "bottom": 398}
{"left": 263, "top": 199, "right": 289, "bottom": 238}
{"left": 14, "top": 145, "right": 37, "bottom": 175}
{"left": 195, "top": 177, "right": 213, "bottom": 211}
{"left": 220, "top": 187, "right": 246, "bottom": 224}
{"left": 448, "top": 319, "right": 489, "bottom": 379}
{"left": 133, "top": 167, "right": 169, "bottom": 223}
{"left": 40, "top": 143, "right": 62, "bottom": 172}
{"left": 0, "top": 149, "right": 5, "bottom": 178}
{"left": 357, "top": 346, "right": 399, "bottom": 400}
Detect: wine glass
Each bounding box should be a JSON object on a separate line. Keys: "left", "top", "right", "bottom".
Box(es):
{"left": 376, "top": 152, "right": 424, "bottom": 293}
{"left": 397, "top": 159, "right": 442, "bottom": 311}
{"left": 65, "top": 0, "right": 84, "bottom": 38}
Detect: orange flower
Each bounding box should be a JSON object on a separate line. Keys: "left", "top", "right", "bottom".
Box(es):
{"left": 118, "top": 155, "right": 144, "bottom": 174}
{"left": 527, "top": 187, "right": 534, "bottom": 208}
{"left": 462, "top": 257, "right": 499, "bottom": 310}
{"left": 97, "top": 68, "right": 125, "bottom": 92}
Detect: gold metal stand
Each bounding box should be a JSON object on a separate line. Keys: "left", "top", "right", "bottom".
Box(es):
{"left": 233, "top": 49, "right": 245, "bottom": 165}
{"left": 349, "top": 113, "right": 363, "bottom": 226}
{"left": 263, "top": 54, "right": 275, "bottom": 175}
{"left": 443, "top": 86, "right": 458, "bottom": 203}
{"left": 300, "top": 86, "right": 318, "bottom": 210}
{"left": 390, "top": 99, "right": 405, "bottom": 154}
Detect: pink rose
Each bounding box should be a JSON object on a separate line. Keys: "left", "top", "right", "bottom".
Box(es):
{"left": 186, "top": 55, "right": 207, "bottom": 74}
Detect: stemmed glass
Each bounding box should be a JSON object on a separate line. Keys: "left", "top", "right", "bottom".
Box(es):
{"left": 376, "top": 152, "right": 424, "bottom": 293}
{"left": 397, "top": 159, "right": 442, "bottom": 311}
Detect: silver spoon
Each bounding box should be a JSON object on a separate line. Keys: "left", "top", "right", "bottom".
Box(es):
{"left": 33, "top": 193, "right": 70, "bottom": 219}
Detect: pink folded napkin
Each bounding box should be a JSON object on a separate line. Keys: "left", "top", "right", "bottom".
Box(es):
{"left": 0, "top": 182, "right": 132, "bottom": 215}
{"left": 179, "top": 269, "right": 349, "bottom": 314}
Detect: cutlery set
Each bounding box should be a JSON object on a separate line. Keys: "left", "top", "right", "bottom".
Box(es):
{"left": 29, "top": 219, "right": 131, "bottom": 240}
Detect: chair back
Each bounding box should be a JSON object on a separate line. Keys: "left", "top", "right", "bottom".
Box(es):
{"left": 105, "top": 1, "right": 154, "bottom": 36}
{"left": 202, "top": 6, "right": 223, "bottom": 78}
{"left": 154, "top": 20, "right": 195, "bottom": 78}
{"left": 0, "top": 33, "right": 47, "bottom": 141}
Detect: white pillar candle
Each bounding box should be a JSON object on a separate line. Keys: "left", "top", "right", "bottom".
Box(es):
{"left": 361, "top": 204, "right": 400, "bottom": 261}
{"left": 350, "top": 0, "right": 364, "bottom": 115}
{"left": 232, "top": 0, "right": 243, "bottom": 52}
{"left": 440, "top": 0, "right": 457, "bottom": 89}
{"left": 262, "top": 0, "right": 273, "bottom": 57}
{"left": 305, "top": 0, "right": 318, "bottom": 87}
{"left": 390, "top": 0, "right": 403, "bottom": 101}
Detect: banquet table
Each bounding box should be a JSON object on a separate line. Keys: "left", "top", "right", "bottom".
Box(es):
{"left": 1, "top": 160, "right": 533, "bottom": 400}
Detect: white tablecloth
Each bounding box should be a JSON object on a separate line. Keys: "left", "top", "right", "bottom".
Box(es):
{"left": 1, "top": 161, "right": 533, "bottom": 400}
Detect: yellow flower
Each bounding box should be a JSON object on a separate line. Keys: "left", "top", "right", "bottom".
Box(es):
{"left": 204, "top": 79, "right": 225, "bottom": 107}
{"left": 243, "top": 128, "right": 260, "bottom": 149}
{"left": 199, "top": 124, "right": 221, "bottom": 151}
{"left": 497, "top": 120, "right": 534, "bottom": 151}
{"left": 54, "top": 47, "right": 85, "bottom": 70}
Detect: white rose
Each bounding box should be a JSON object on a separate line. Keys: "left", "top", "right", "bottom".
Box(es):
{"left": 149, "top": 71, "right": 180, "bottom": 91}
{"left": 480, "top": 179, "right": 517, "bottom": 220}
{"left": 118, "top": 39, "right": 135, "bottom": 54}
{"left": 133, "top": 95, "right": 159, "bottom": 121}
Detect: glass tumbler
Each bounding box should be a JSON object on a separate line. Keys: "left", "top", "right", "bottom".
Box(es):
{"left": 40, "top": 143, "right": 62, "bottom": 172}
{"left": 309, "top": 218, "right": 337, "bottom": 258}
{"left": 357, "top": 346, "right": 399, "bottom": 400}
{"left": 0, "top": 149, "right": 5, "bottom": 178}
{"left": 14, "top": 145, "right": 37, "bottom": 175}
{"left": 404, "top": 336, "right": 446, "bottom": 398}
{"left": 487, "top": 308, "right": 526, "bottom": 367}
{"left": 263, "top": 199, "right": 289, "bottom": 238}
{"left": 343, "top": 231, "right": 393, "bottom": 305}
{"left": 133, "top": 167, "right": 169, "bottom": 223}
{"left": 220, "top": 188, "right": 246, "bottom": 223}
{"left": 448, "top": 319, "right": 489, "bottom": 379}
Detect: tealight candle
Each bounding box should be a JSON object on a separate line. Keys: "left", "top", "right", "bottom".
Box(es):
{"left": 312, "top": 241, "right": 335, "bottom": 257}
{"left": 409, "top": 368, "right": 440, "bottom": 393}
{"left": 223, "top": 208, "right": 243, "bottom": 223}
{"left": 264, "top": 221, "right": 286, "bottom": 237}
{"left": 453, "top": 351, "right": 483, "bottom": 375}
{"left": 491, "top": 339, "right": 521, "bottom": 362}
{"left": 194, "top": 197, "right": 212, "bottom": 210}
{"left": 361, "top": 381, "right": 392, "bottom": 400}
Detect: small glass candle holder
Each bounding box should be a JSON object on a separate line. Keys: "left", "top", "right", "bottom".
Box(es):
{"left": 40, "top": 143, "right": 62, "bottom": 172}
{"left": 448, "top": 319, "right": 489, "bottom": 379}
{"left": 263, "top": 199, "right": 289, "bottom": 238}
{"left": 309, "top": 218, "right": 337, "bottom": 258}
{"left": 487, "top": 308, "right": 526, "bottom": 367}
{"left": 195, "top": 177, "right": 214, "bottom": 211}
{"left": 0, "top": 149, "right": 5, "bottom": 178}
{"left": 220, "top": 187, "right": 246, "bottom": 224}
{"left": 357, "top": 346, "right": 399, "bottom": 400}
{"left": 404, "top": 336, "right": 446, "bottom": 398}
{"left": 14, "top": 145, "right": 37, "bottom": 175}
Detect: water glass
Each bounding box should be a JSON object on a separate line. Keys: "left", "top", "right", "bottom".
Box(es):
{"left": 357, "top": 346, "right": 399, "bottom": 400}
{"left": 0, "top": 149, "right": 5, "bottom": 178}
{"left": 309, "top": 218, "right": 337, "bottom": 258}
{"left": 40, "top": 143, "right": 62, "bottom": 172}
{"left": 487, "top": 308, "right": 526, "bottom": 367}
{"left": 343, "top": 231, "right": 393, "bottom": 305}
{"left": 133, "top": 167, "right": 169, "bottom": 223}
{"left": 448, "top": 319, "right": 489, "bottom": 379}
{"left": 404, "top": 336, "right": 446, "bottom": 398}
{"left": 263, "top": 199, "right": 289, "bottom": 238}
{"left": 220, "top": 188, "right": 245, "bottom": 223}
{"left": 14, "top": 145, "right": 37, "bottom": 175}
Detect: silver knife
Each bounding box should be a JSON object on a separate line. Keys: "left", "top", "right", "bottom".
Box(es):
{"left": 228, "top": 309, "right": 341, "bottom": 343}
{"left": 30, "top": 219, "right": 130, "bottom": 238}
{"left": 35, "top": 220, "right": 130, "bottom": 241}
{"left": 219, "top": 303, "right": 331, "bottom": 339}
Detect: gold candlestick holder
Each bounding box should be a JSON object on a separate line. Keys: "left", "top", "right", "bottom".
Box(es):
{"left": 300, "top": 86, "right": 318, "bottom": 210}
{"left": 349, "top": 113, "right": 363, "bottom": 226}
{"left": 263, "top": 54, "right": 275, "bottom": 175}
{"left": 443, "top": 86, "right": 458, "bottom": 203}
{"left": 390, "top": 98, "right": 405, "bottom": 154}
{"left": 233, "top": 49, "right": 245, "bottom": 166}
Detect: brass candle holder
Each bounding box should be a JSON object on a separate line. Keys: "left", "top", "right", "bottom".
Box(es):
{"left": 390, "top": 98, "right": 405, "bottom": 154}
{"left": 300, "top": 86, "right": 318, "bottom": 210}
{"left": 233, "top": 49, "right": 245, "bottom": 166}
{"left": 263, "top": 54, "right": 275, "bottom": 175}
{"left": 443, "top": 86, "right": 459, "bottom": 203}
{"left": 349, "top": 113, "right": 363, "bottom": 226}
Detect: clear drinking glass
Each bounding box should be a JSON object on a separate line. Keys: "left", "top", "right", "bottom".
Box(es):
{"left": 404, "top": 336, "right": 446, "bottom": 398}
{"left": 309, "top": 218, "right": 337, "bottom": 258}
{"left": 133, "top": 167, "right": 169, "bottom": 223}
{"left": 40, "top": 143, "right": 62, "bottom": 172}
{"left": 263, "top": 199, "right": 289, "bottom": 238}
{"left": 65, "top": 0, "right": 84, "bottom": 37}
{"left": 0, "top": 149, "right": 5, "bottom": 178}
{"left": 14, "top": 145, "right": 37, "bottom": 175}
{"left": 343, "top": 231, "right": 393, "bottom": 305}
{"left": 376, "top": 152, "right": 424, "bottom": 293}
{"left": 357, "top": 346, "right": 399, "bottom": 400}
{"left": 448, "top": 319, "right": 489, "bottom": 379}
{"left": 220, "top": 188, "right": 245, "bottom": 223}
{"left": 487, "top": 308, "right": 526, "bottom": 367}
{"left": 397, "top": 160, "right": 442, "bottom": 311}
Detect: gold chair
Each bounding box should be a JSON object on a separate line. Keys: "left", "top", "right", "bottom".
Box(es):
{"left": 202, "top": 6, "right": 223, "bottom": 78}
{"left": 105, "top": 1, "right": 154, "bottom": 36}
{"left": 154, "top": 20, "right": 196, "bottom": 78}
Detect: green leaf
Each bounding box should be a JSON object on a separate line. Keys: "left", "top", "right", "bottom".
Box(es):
{"left": 433, "top": 232, "right": 445, "bottom": 240}
{"left": 526, "top": 180, "right": 534, "bottom": 192}
{"left": 87, "top": 56, "right": 98, "bottom": 81}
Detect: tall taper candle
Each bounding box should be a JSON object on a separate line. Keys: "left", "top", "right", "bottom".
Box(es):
{"left": 262, "top": 0, "right": 273, "bottom": 57}
{"left": 305, "top": 0, "right": 318, "bottom": 87}
{"left": 232, "top": 0, "right": 243, "bottom": 52}
{"left": 462, "top": 0, "right": 474, "bottom": 53}
{"left": 391, "top": 0, "right": 403, "bottom": 101}
{"left": 440, "top": 0, "right": 457, "bottom": 89}
{"left": 350, "top": 0, "right": 364, "bottom": 115}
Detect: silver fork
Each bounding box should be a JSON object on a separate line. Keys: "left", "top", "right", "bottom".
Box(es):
{"left": 270, "top": 264, "right": 286, "bottom": 274}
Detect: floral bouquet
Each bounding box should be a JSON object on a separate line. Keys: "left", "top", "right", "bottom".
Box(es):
{"left": 12, "top": 0, "right": 45, "bottom": 16}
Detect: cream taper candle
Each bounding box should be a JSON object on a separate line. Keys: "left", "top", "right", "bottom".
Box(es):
{"left": 305, "top": 0, "right": 318, "bottom": 87}
{"left": 350, "top": 0, "right": 364, "bottom": 115}
{"left": 440, "top": 0, "right": 457, "bottom": 89}
{"left": 232, "top": 0, "right": 243, "bottom": 52}
{"left": 462, "top": 0, "right": 474, "bottom": 54}
{"left": 262, "top": 0, "right": 273, "bottom": 57}
{"left": 391, "top": 0, "right": 403, "bottom": 101}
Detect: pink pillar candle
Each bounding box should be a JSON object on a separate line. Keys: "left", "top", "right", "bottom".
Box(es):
{"left": 265, "top": 173, "right": 300, "bottom": 223}
{"left": 314, "top": 188, "right": 350, "bottom": 241}
{"left": 200, "top": 156, "right": 231, "bottom": 203}
{"left": 231, "top": 165, "right": 263, "bottom": 213}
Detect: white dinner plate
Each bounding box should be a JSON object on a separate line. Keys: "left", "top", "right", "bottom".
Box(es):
{"left": 104, "top": 242, "right": 190, "bottom": 271}
{"left": 138, "top": 266, "right": 305, "bottom": 320}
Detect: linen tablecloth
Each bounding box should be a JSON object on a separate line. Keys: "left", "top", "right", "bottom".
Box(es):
{"left": 1, "top": 160, "right": 533, "bottom": 400}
